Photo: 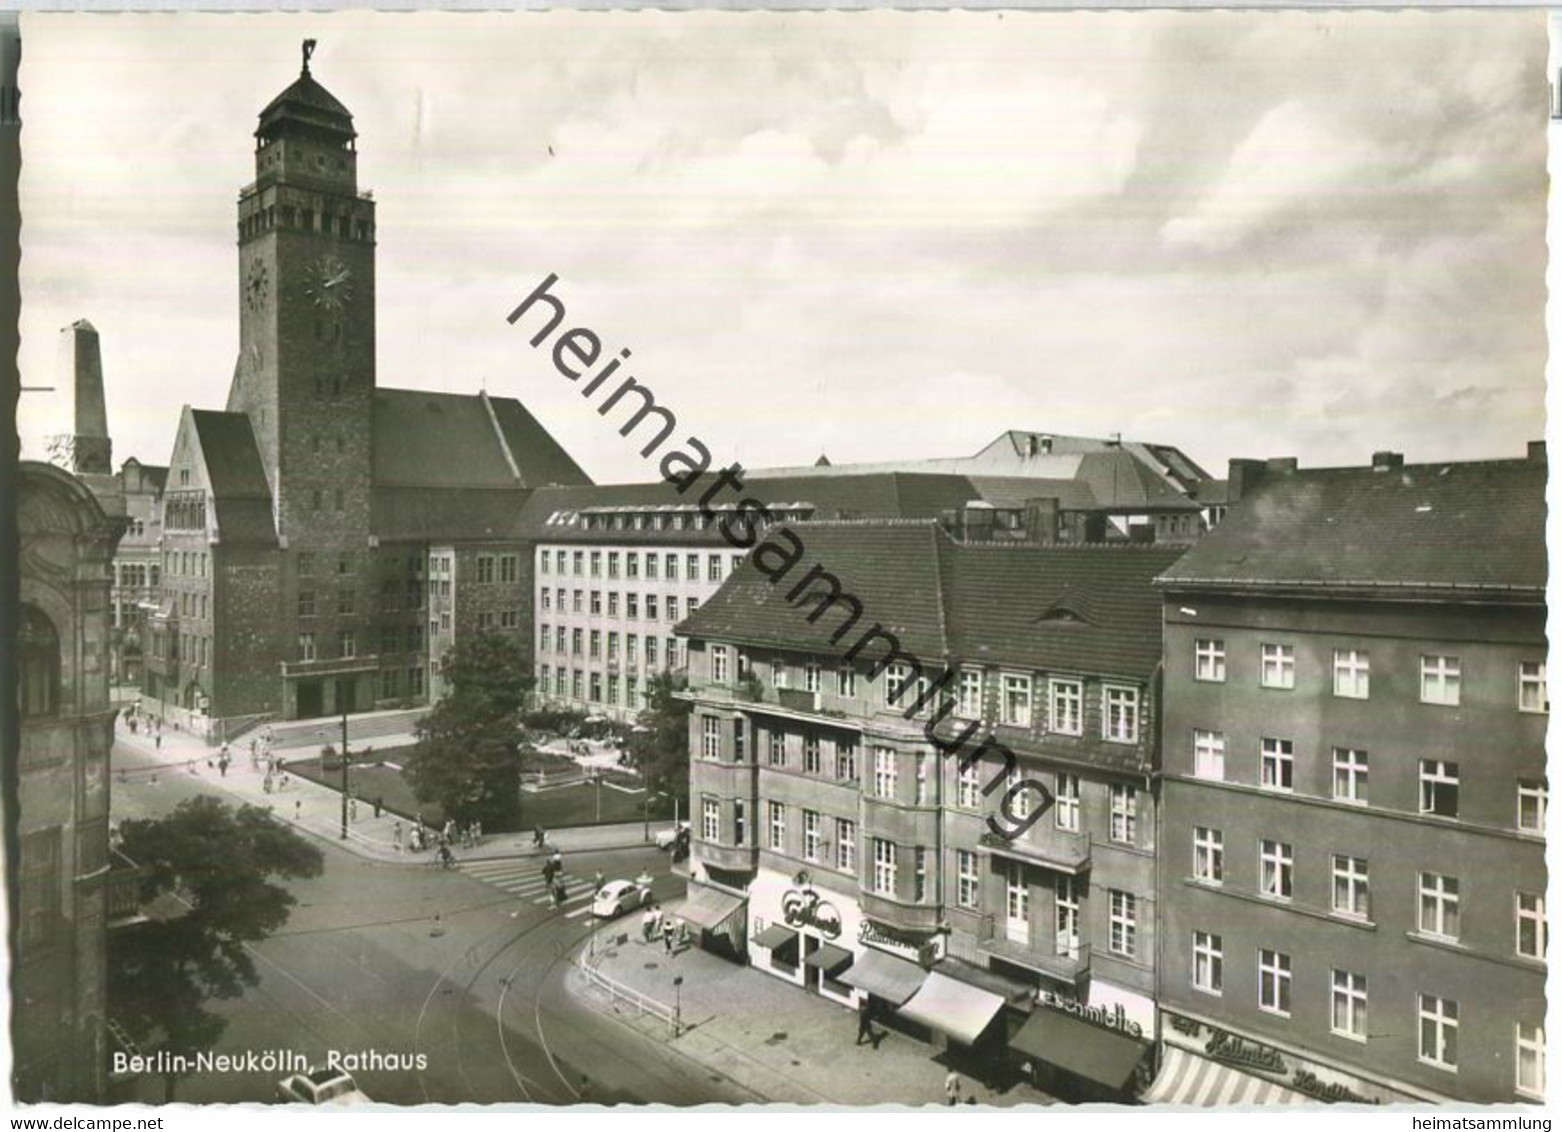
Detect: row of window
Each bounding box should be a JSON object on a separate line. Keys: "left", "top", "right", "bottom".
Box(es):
{"left": 541, "top": 589, "right": 702, "bottom": 622}
{"left": 1192, "top": 640, "right": 1548, "bottom": 713}
{"left": 704, "top": 648, "right": 1148, "bottom": 745}
{"left": 1186, "top": 935, "right": 1545, "bottom": 1092}
{"left": 473, "top": 554, "right": 521, "bottom": 585}
{"left": 541, "top": 625, "right": 683, "bottom": 668}
{"left": 298, "top": 589, "right": 357, "bottom": 617}
{"left": 297, "top": 630, "right": 359, "bottom": 662}
{"left": 1189, "top": 826, "right": 1549, "bottom": 959}
{"left": 538, "top": 664, "right": 647, "bottom": 708}
{"left": 115, "top": 563, "right": 158, "bottom": 589}
{"left": 164, "top": 549, "right": 209, "bottom": 578}
{"left": 474, "top": 610, "right": 522, "bottom": 631}
{"left": 379, "top": 666, "right": 425, "bottom": 698}
{"left": 1190, "top": 731, "right": 1548, "bottom": 832}
{"left": 540, "top": 548, "right": 744, "bottom": 583}
{"left": 176, "top": 590, "right": 209, "bottom": 622}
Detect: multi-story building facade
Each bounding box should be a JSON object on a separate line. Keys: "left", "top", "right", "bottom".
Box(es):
{"left": 1153, "top": 447, "right": 1547, "bottom": 1105}
{"left": 679, "top": 522, "right": 1181, "bottom": 1099}
{"left": 14, "top": 463, "right": 123, "bottom": 1101}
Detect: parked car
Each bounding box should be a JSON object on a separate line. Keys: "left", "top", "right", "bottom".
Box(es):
{"left": 276, "top": 1067, "right": 372, "bottom": 1106}
{"left": 654, "top": 821, "right": 691, "bottom": 851}
{"left": 592, "top": 878, "right": 653, "bottom": 919}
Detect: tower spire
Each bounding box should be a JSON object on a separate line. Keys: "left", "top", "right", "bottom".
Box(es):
{"left": 301, "top": 38, "right": 316, "bottom": 77}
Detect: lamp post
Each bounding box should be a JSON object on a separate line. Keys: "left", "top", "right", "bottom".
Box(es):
{"left": 672, "top": 974, "right": 683, "bottom": 1037}
{"left": 339, "top": 707, "right": 350, "bottom": 840}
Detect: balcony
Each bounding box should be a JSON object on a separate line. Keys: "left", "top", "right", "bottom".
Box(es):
{"left": 974, "top": 915, "right": 1091, "bottom": 982}
{"left": 859, "top": 889, "right": 943, "bottom": 934}
{"left": 692, "top": 837, "right": 758, "bottom": 873}
{"left": 687, "top": 680, "right": 865, "bottom": 731}
{"left": 979, "top": 827, "right": 1091, "bottom": 875}
{"left": 280, "top": 654, "right": 381, "bottom": 679}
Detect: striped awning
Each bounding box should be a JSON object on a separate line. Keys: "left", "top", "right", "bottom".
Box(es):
{"left": 1144, "top": 1046, "right": 1311, "bottom": 1106}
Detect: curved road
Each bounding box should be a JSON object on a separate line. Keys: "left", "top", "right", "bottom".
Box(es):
{"left": 110, "top": 739, "right": 745, "bottom": 1106}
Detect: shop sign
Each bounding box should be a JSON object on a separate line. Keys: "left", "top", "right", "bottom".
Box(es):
{"left": 858, "top": 920, "right": 942, "bottom": 966}
{"left": 781, "top": 872, "right": 842, "bottom": 940}
{"left": 1167, "top": 1013, "right": 1382, "bottom": 1105}
{"left": 1037, "top": 990, "right": 1144, "bottom": 1040}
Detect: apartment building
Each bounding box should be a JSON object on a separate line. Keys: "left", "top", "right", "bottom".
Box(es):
{"left": 678, "top": 522, "right": 1182, "bottom": 1099}
{"left": 1153, "top": 447, "right": 1547, "bottom": 1105}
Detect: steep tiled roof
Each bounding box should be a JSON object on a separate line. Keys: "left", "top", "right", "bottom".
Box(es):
{"left": 677, "top": 522, "right": 950, "bottom": 661}
{"left": 680, "top": 522, "right": 1179, "bottom": 681}
{"left": 189, "top": 410, "right": 276, "bottom": 546}
{"left": 485, "top": 396, "right": 593, "bottom": 488}
{"left": 371, "top": 487, "right": 528, "bottom": 544}
{"left": 371, "top": 388, "right": 589, "bottom": 491}
{"left": 946, "top": 543, "right": 1184, "bottom": 678}
{"left": 1159, "top": 458, "right": 1547, "bottom": 594}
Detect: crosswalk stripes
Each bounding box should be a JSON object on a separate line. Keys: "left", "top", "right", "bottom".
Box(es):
{"left": 454, "top": 859, "right": 600, "bottom": 913}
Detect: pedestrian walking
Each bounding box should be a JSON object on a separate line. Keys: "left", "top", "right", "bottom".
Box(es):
{"left": 373, "top": 795, "right": 383, "bottom": 819}
{"left": 593, "top": 870, "right": 605, "bottom": 894}
{"left": 551, "top": 880, "right": 565, "bottom": 907}
{"left": 641, "top": 905, "right": 657, "bottom": 943}
{"left": 473, "top": 818, "right": 482, "bottom": 843}
{"left": 393, "top": 821, "right": 403, "bottom": 851}
{"left": 155, "top": 733, "right": 162, "bottom": 750}
{"left": 661, "top": 917, "right": 676, "bottom": 954}
{"left": 349, "top": 797, "right": 359, "bottom": 821}
{"left": 944, "top": 1070, "right": 962, "bottom": 1106}
{"left": 542, "top": 857, "right": 556, "bottom": 885}
{"left": 263, "top": 774, "right": 273, "bottom": 794}
{"left": 550, "top": 848, "right": 563, "bottom": 876}
{"left": 533, "top": 825, "right": 546, "bottom": 849}
{"left": 856, "top": 1002, "right": 876, "bottom": 1047}
{"left": 294, "top": 800, "right": 302, "bottom": 821}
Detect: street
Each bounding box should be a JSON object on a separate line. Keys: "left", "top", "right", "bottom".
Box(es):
{"left": 110, "top": 737, "right": 744, "bottom": 1105}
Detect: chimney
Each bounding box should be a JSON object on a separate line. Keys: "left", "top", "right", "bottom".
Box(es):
{"left": 1528, "top": 440, "right": 1546, "bottom": 464}
{"left": 1371, "top": 451, "right": 1403, "bottom": 472}
{"left": 60, "top": 318, "right": 112, "bottom": 475}
{"left": 1228, "top": 457, "right": 1294, "bottom": 503}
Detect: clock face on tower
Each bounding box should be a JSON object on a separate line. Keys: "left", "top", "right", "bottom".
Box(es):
{"left": 303, "top": 255, "right": 354, "bottom": 314}
{"left": 246, "top": 260, "right": 270, "bottom": 311}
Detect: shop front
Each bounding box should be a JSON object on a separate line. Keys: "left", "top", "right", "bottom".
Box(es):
{"left": 675, "top": 883, "right": 747, "bottom": 961}
{"left": 1008, "top": 991, "right": 1153, "bottom": 1103}
{"left": 747, "top": 868, "right": 863, "bottom": 1007}
{"left": 1148, "top": 1010, "right": 1402, "bottom": 1106}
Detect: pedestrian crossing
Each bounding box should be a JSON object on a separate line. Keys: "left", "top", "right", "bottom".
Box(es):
{"left": 456, "top": 858, "right": 600, "bottom": 917}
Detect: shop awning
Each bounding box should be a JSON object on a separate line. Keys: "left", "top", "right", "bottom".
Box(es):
{"left": 839, "top": 948, "right": 927, "bottom": 1005}
{"left": 1144, "top": 1046, "right": 1311, "bottom": 1106}
{"left": 754, "top": 923, "right": 799, "bottom": 950}
{"left": 803, "top": 942, "right": 854, "bottom": 976}
{"left": 674, "top": 886, "right": 745, "bottom": 932}
{"left": 896, "top": 971, "right": 1006, "bottom": 1046}
{"left": 1009, "top": 1010, "right": 1149, "bottom": 1092}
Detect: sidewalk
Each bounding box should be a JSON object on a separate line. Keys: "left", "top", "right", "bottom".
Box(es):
{"left": 111, "top": 716, "right": 673, "bottom": 866}
{"left": 570, "top": 907, "right": 1056, "bottom": 1107}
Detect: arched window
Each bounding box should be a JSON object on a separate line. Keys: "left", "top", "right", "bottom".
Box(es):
{"left": 18, "top": 605, "right": 60, "bottom": 718}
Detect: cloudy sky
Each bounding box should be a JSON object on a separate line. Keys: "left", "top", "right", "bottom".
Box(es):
{"left": 17, "top": 10, "right": 1548, "bottom": 483}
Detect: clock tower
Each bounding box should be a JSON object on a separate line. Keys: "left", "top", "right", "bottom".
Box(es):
{"left": 228, "top": 42, "right": 376, "bottom": 543}
{"left": 227, "top": 43, "right": 378, "bottom": 717}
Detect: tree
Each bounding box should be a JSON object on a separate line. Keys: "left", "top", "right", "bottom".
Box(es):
{"left": 110, "top": 796, "right": 324, "bottom": 1101}
{"left": 629, "top": 670, "right": 691, "bottom": 813}
{"left": 405, "top": 632, "right": 534, "bottom": 828}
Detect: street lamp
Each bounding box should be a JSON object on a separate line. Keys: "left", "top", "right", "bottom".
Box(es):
{"left": 672, "top": 974, "right": 683, "bottom": 1038}
{"left": 339, "top": 707, "right": 350, "bottom": 840}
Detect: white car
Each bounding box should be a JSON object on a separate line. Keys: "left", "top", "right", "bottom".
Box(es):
{"left": 592, "top": 878, "right": 652, "bottom": 919}
{"left": 654, "top": 821, "right": 691, "bottom": 851}
{"left": 277, "top": 1067, "right": 373, "bottom": 1106}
